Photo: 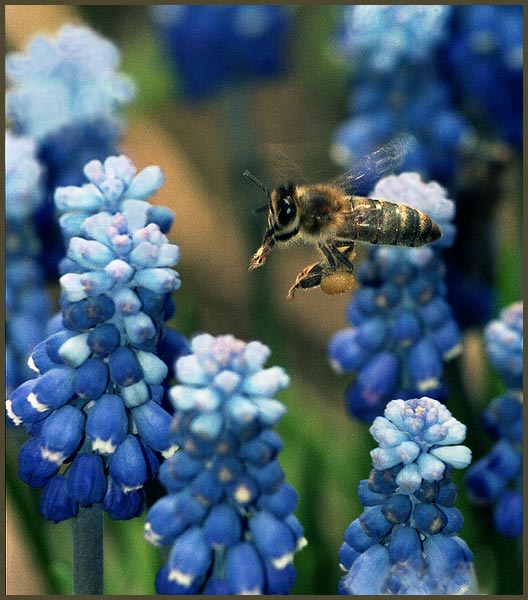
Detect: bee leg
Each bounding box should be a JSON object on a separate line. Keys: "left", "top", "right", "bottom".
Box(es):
{"left": 287, "top": 262, "right": 326, "bottom": 299}
{"left": 318, "top": 243, "right": 338, "bottom": 268}
{"left": 329, "top": 242, "right": 356, "bottom": 271}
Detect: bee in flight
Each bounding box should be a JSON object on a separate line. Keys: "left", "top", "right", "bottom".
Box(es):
{"left": 244, "top": 135, "right": 442, "bottom": 299}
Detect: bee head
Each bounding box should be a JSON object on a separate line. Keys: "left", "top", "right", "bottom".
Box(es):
{"left": 245, "top": 171, "right": 301, "bottom": 271}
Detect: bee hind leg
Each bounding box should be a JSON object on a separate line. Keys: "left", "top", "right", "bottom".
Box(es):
{"left": 287, "top": 262, "right": 327, "bottom": 299}
{"left": 329, "top": 242, "right": 356, "bottom": 270}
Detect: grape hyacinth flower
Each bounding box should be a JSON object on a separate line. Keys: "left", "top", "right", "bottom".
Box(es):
{"left": 6, "top": 155, "right": 189, "bottom": 522}
{"left": 332, "top": 6, "right": 473, "bottom": 185}
{"left": 5, "top": 131, "right": 51, "bottom": 393}
{"left": 465, "top": 301, "right": 523, "bottom": 537}
{"left": 151, "top": 5, "right": 292, "bottom": 101}
{"left": 6, "top": 24, "right": 136, "bottom": 277}
{"left": 442, "top": 5, "right": 523, "bottom": 149}
{"left": 145, "top": 334, "right": 306, "bottom": 594}
{"left": 339, "top": 397, "right": 475, "bottom": 594}
{"left": 329, "top": 172, "right": 460, "bottom": 423}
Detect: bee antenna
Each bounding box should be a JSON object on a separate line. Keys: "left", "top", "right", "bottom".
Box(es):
{"left": 252, "top": 203, "right": 269, "bottom": 215}
{"left": 244, "top": 169, "right": 271, "bottom": 200}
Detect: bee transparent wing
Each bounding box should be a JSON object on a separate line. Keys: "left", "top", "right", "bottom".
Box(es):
{"left": 333, "top": 133, "right": 414, "bottom": 196}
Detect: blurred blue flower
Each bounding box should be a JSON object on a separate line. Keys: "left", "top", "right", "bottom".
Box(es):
{"left": 6, "top": 155, "right": 189, "bottom": 523}
{"left": 336, "top": 5, "right": 451, "bottom": 72}
{"left": 484, "top": 301, "right": 523, "bottom": 392}
{"left": 332, "top": 5, "right": 473, "bottom": 185}
{"left": 5, "top": 131, "right": 51, "bottom": 394}
{"left": 339, "top": 396, "right": 475, "bottom": 594}
{"left": 329, "top": 172, "right": 460, "bottom": 423}
{"left": 145, "top": 333, "right": 306, "bottom": 594}
{"left": 151, "top": 5, "right": 292, "bottom": 101}
{"left": 466, "top": 301, "right": 523, "bottom": 538}
{"left": 441, "top": 6, "right": 522, "bottom": 148}
{"left": 332, "top": 5, "right": 519, "bottom": 330}
{"left": 6, "top": 24, "right": 135, "bottom": 278}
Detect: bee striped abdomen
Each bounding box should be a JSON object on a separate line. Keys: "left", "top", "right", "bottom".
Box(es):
{"left": 346, "top": 196, "right": 441, "bottom": 247}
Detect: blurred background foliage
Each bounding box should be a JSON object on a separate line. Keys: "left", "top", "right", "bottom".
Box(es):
{"left": 5, "top": 4, "right": 522, "bottom": 595}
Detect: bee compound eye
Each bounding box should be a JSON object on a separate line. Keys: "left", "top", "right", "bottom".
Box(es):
{"left": 277, "top": 197, "right": 295, "bottom": 226}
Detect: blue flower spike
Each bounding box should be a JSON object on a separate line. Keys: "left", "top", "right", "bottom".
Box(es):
{"left": 466, "top": 301, "right": 523, "bottom": 538}
{"left": 6, "top": 155, "right": 189, "bottom": 523}
{"left": 145, "top": 334, "right": 306, "bottom": 594}
{"left": 329, "top": 172, "right": 460, "bottom": 423}
{"left": 332, "top": 6, "right": 470, "bottom": 184}
{"left": 6, "top": 24, "right": 136, "bottom": 279}
{"left": 340, "top": 396, "right": 476, "bottom": 594}
{"left": 5, "top": 131, "right": 52, "bottom": 394}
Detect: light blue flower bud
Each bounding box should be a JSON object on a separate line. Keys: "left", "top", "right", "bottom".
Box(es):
{"left": 125, "top": 165, "right": 164, "bottom": 200}
{"left": 58, "top": 332, "right": 91, "bottom": 367}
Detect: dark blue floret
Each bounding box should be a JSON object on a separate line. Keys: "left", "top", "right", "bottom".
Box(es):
{"left": 74, "top": 358, "right": 109, "bottom": 400}
{"left": 67, "top": 453, "right": 107, "bottom": 506}
{"left": 62, "top": 295, "right": 116, "bottom": 330}
{"left": 18, "top": 438, "right": 60, "bottom": 488}
{"left": 87, "top": 323, "right": 121, "bottom": 356}
{"left": 493, "top": 490, "right": 522, "bottom": 538}
{"left": 103, "top": 476, "right": 145, "bottom": 520}
{"left": 40, "top": 475, "right": 78, "bottom": 523}
{"left": 108, "top": 347, "right": 143, "bottom": 386}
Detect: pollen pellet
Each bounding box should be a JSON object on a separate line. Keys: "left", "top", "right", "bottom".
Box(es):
{"left": 321, "top": 272, "right": 355, "bottom": 296}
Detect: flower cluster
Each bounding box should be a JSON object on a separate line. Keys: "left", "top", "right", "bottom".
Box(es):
{"left": 339, "top": 397, "right": 475, "bottom": 594}
{"left": 145, "top": 334, "right": 306, "bottom": 594}
{"left": 441, "top": 6, "right": 522, "bottom": 149}
{"left": 329, "top": 172, "right": 460, "bottom": 423}
{"left": 332, "top": 6, "right": 522, "bottom": 330}
{"left": 465, "top": 301, "right": 523, "bottom": 537}
{"left": 6, "top": 155, "right": 189, "bottom": 522}
{"left": 332, "top": 5, "right": 472, "bottom": 185}
{"left": 6, "top": 24, "right": 135, "bottom": 277}
{"left": 151, "top": 5, "right": 292, "bottom": 101}
{"left": 5, "top": 131, "right": 51, "bottom": 394}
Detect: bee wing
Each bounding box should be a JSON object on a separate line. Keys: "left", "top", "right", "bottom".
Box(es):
{"left": 333, "top": 133, "right": 414, "bottom": 196}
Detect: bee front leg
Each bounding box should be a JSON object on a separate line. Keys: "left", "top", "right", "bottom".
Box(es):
{"left": 287, "top": 262, "right": 327, "bottom": 299}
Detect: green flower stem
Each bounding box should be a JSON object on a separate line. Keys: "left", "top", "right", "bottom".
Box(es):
{"left": 72, "top": 504, "right": 104, "bottom": 594}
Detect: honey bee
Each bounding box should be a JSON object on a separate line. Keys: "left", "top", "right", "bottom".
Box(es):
{"left": 245, "top": 136, "right": 441, "bottom": 298}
